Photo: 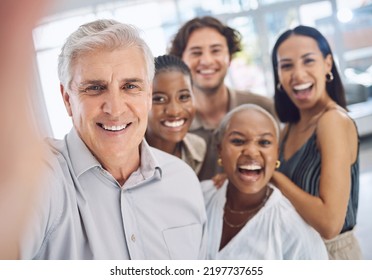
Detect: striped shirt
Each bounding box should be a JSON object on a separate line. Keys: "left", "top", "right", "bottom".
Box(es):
{"left": 278, "top": 123, "right": 359, "bottom": 233}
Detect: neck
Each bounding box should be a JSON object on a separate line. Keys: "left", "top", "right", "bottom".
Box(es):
{"left": 98, "top": 148, "right": 140, "bottom": 186}
{"left": 298, "top": 95, "right": 335, "bottom": 127}
{"left": 226, "top": 184, "right": 270, "bottom": 211}
{"left": 300, "top": 94, "right": 336, "bottom": 121}
{"left": 193, "top": 85, "right": 229, "bottom": 129}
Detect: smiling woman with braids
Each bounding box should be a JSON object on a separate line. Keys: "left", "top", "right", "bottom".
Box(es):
{"left": 201, "top": 104, "right": 327, "bottom": 259}
{"left": 146, "top": 54, "right": 206, "bottom": 175}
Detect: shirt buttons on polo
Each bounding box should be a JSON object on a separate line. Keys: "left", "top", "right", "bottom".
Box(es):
{"left": 131, "top": 234, "right": 136, "bottom": 242}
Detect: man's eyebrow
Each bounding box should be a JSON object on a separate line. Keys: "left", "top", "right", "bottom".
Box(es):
{"left": 78, "top": 80, "right": 107, "bottom": 86}
{"left": 121, "top": 78, "right": 145, "bottom": 83}
{"left": 209, "top": 43, "right": 224, "bottom": 48}
{"left": 187, "top": 46, "right": 202, "bottom": 51}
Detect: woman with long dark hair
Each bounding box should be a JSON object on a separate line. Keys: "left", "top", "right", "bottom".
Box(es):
{"left": 271, "top": 25, "right": 362, "bottom": 259}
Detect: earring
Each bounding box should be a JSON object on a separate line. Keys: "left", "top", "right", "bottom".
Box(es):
{"left": 277, "top": 83, "right": 283, "bottom": 92}
{"left": 217, "top": 158, "right": 223, "bottom": 166}
{"left": 326, "top": 72, "right": 334, "bottom": 82}
{"left": 275, "top": 160, "right": 281, "bottom": 169}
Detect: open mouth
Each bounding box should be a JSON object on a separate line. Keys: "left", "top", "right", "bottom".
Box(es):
{"left": 238, "top": 164, "right": 263, "bottom": 176}
{"left": 162, "top": 119, "right": 186, "bottom": 128}
{"left": 98, "top": 123, "right": 130, "bottom": 132}
{"left": 293, "top": 82, "right": 313, "bottom": 99}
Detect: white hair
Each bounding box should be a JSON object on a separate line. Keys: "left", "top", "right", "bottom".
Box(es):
{"left": 214, "top": 104, "right": 280, "bottom": 145}
{"left": 58, "top": 19, "right": 154, "bottom": 89}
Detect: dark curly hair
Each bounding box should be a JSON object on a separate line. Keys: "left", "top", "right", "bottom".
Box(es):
{"left": 168, "top": 16, "right": 242, "bottom": 58}
{"left": 271, "top": 25, "right": 346, "bottom": 123}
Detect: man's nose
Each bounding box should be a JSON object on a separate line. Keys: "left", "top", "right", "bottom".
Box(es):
{"left": 102, "top": 89, "right": 127, "bottom": 117}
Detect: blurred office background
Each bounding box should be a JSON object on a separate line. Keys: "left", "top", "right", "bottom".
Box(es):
{"left": 31, "top": 0, "right": 372, "bottom": 258}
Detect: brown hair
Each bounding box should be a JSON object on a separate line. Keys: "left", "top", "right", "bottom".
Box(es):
{"left": 168, "top": 16, "right": 242, "bottom": 58}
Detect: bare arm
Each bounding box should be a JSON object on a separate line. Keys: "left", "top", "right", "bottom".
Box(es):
{"left": 0, "top": 0, "right": 49, "bottom": 259}
{"left": 271, "top": 110, "right": 357, "bottom": 239}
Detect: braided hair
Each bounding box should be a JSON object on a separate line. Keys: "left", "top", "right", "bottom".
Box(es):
{"left": 154, "top": 54, "right": 192, "bottom": 83}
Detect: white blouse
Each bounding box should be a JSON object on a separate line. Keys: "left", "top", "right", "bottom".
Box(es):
{"left": 201, "top": 180, "right": 328, "bottom": 260}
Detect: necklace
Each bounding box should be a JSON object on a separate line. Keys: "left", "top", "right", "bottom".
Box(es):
{"left": 223, "top": 187, "right": 271, "bottom": 228}
{"left": 224, "top": 187, "right": 270, "bottom": 214}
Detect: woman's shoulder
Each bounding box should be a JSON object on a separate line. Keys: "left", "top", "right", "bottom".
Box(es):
{"left": 184, "top": 133, "right": 207, "bottom": 153}
{"left": 318, "top": 105, "right": 355, "bottom": 128}
{"left": 201, "top": 179, "right": 226, "bottom": 206}
{"left": 316, "top": 105, "right": 358, "bottom": 141}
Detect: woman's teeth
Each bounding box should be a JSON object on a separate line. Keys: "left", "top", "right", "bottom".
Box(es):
{"left": 163, "top": 119, "right": 185, "bottom": 128}
{"left": 293, "top": 82, "right": 312, "bottom": 92}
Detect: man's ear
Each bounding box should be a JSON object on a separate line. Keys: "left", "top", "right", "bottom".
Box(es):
{"left": 228, "top": 55, "right": 232, "bottom": 66}
{"left": 60, "top": 84, "right": 73, "bottom": 117}
{"left": 147, "top": 83, "right": 153, "bottom": 112}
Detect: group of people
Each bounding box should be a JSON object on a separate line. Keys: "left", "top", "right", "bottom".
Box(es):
{"left": 1, "top": 0, "right": 362, "bottom": 260}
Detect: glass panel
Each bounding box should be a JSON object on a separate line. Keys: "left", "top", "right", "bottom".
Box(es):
{"left": 177, "top": 0, "right": 203, "bottom": 21}
{"left": 299, "top": 1, "right": 332, "bottom": 26}
{"left": 33, "top": 14, "right": 97, "bottom": 50}
{"left": 114, "top": 2, "right": 161, "bottom": 28}
{"left": 226, "top": 16, "right": 267, "bottom": 95}
{"left": 36, "top": 48, "right": 72, "bottom": 139}
{"left": 259, "top": 0, "right": 288, "bottom": 5}
{"left": 265, "top": 7, "right": 298, "bottom": 56}
{"left": 337, "top": 0, "right": 368, "bottom": 10}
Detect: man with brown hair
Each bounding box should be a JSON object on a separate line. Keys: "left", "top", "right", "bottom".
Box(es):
{"left": 169, "top": 16, "right": 276, "bottom": 181}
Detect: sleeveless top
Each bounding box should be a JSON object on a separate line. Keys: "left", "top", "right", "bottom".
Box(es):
{"left": 278, "top": 110, "right": 360, "bottom": 233}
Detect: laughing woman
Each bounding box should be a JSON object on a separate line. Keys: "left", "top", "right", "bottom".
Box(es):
{"left": 146, "top": 55, "right": 206, "bottom": 175}
{"left": 271, "top": 26, "right": 362, "bottom": 259}
{"left": 202, "top": 104, "right": 328, "bottom": 259}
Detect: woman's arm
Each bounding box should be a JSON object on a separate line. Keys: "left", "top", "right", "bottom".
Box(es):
{"left": 272, "top": 109, "right": 358, "bottom": 239}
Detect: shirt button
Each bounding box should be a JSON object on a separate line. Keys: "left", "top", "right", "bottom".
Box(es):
{"left": 131, "top": 234, "right": 136, "bottom": 242}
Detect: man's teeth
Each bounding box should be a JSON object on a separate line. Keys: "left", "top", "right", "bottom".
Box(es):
{"left": 239, "top": 164, "right": 262, "bottom": 171}
{"left": 102, "top": 124, "right": 127, "bottom": 131}
{"left": 164, "top": 119, "right": 185, "bottom": 128}
{"left": 293, "top": 82, "right": 312, "bottom": 91}
{"left": 199, "top": 69, "right": 215, "bottom": 74}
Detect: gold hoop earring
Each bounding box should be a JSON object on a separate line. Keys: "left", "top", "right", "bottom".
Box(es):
{"left": 217, "top": 158, "right": 223, "bottom": 166}
{"left": 326, "top": 72, "right": 334, "bottom": 82}
{"left": 275, "top": 160, "right": 281, "bottom": 169}
{"left": 277, "top": 83, "right": 283, "bottom": 92}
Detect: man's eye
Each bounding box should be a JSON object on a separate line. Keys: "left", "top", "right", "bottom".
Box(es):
{"left": 190, "top": 51, "right": 202, "bottom": 57}
{"left": 124, "top": 84, "right": 137, "bottom": 90}
{"left": 83, "top": 85, "right": 105, "bottom": 94}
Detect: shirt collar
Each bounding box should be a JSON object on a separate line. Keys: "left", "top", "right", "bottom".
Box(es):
{"left": 139, "top": 139, "right": 162, "bottom": 180}
{"left": 66, "top": 128, "right": 101, "bottom": 178}
{"left": 227, "top": 87, "right": 238, "bottom": 110}
{"left": 182, "top": 133, "right": 205, "bottom": 162}
{"left": 66, "top": 128, "right": 162, "bottom": 181}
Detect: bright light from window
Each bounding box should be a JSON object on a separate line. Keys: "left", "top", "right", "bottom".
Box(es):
{"left": 337, "top": 9, "right": 353, "bottom": 23}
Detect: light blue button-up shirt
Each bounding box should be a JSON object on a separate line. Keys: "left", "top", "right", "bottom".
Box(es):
{"left": 22, "top": 128, "right": 207, "bottom": 260}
